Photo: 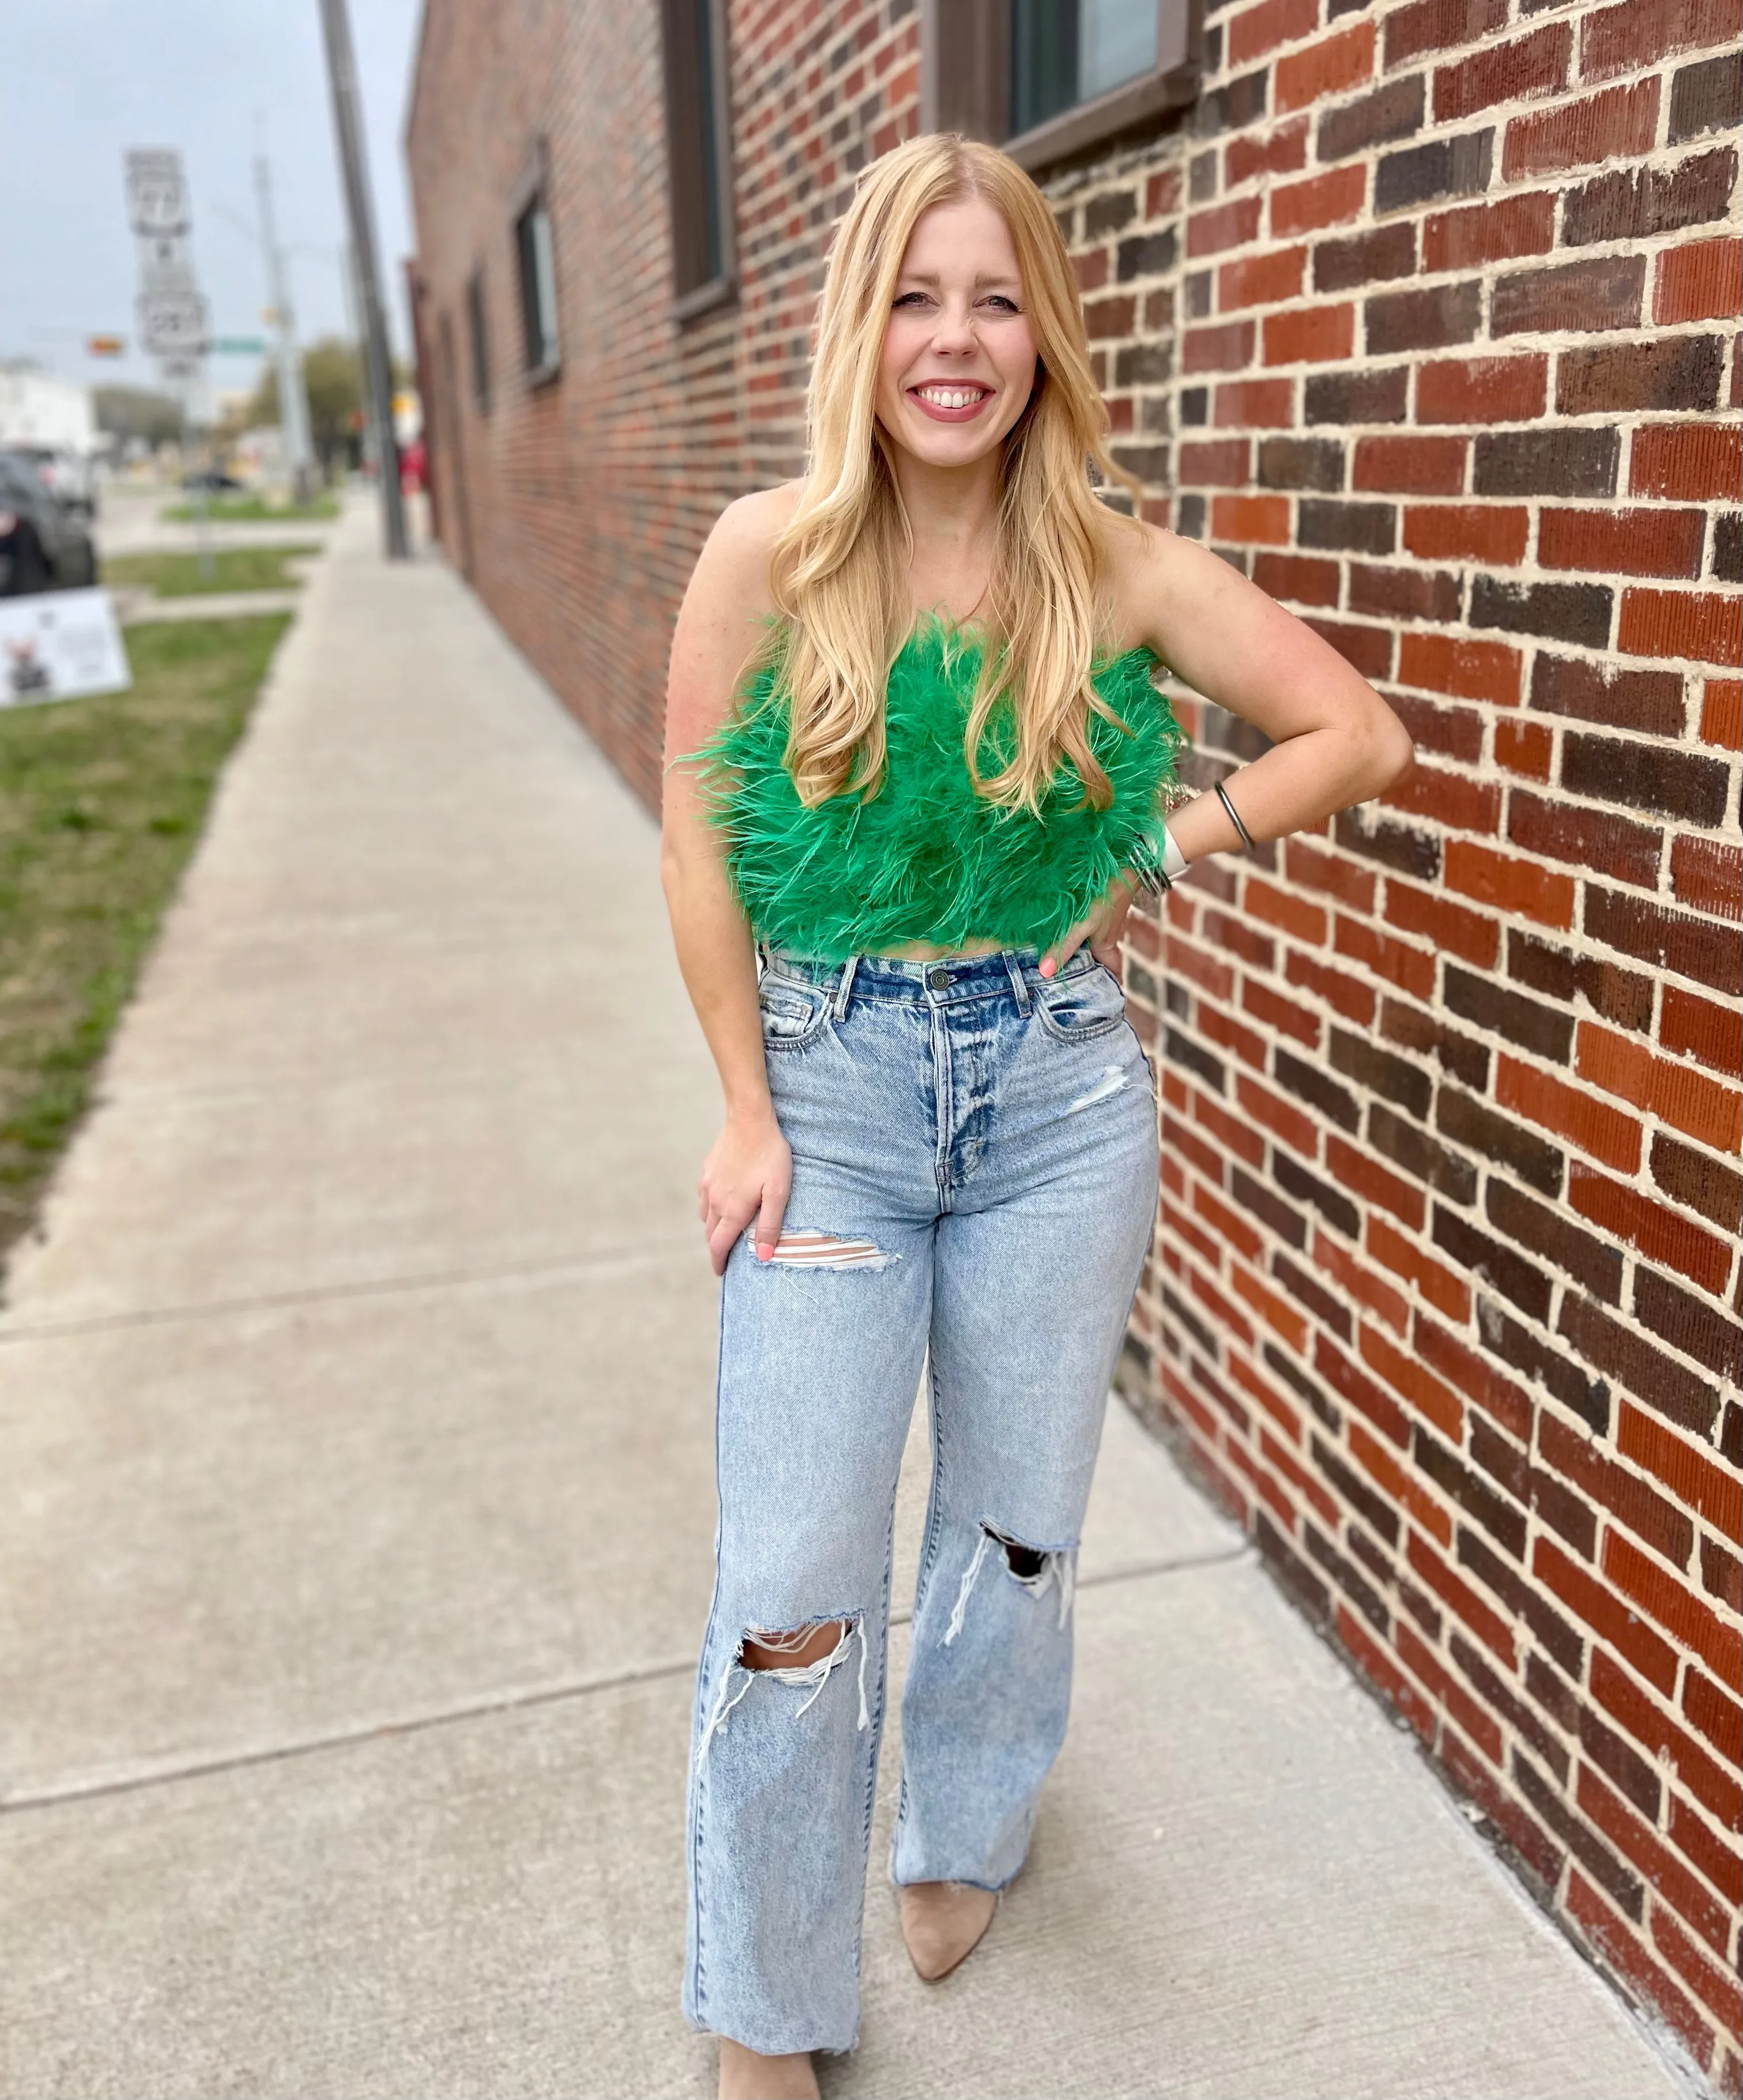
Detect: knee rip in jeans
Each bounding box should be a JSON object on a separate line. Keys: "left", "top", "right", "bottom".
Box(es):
{"left": 943, "top": 1524, "right": 1076, "bottom": 1646}
{"left": 695, "top": 1615, "right": 871, "bottom": 1770}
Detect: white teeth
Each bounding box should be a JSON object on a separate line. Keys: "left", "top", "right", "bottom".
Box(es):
{"left": 916, "top": 386, "right": 985, "bottom": 410}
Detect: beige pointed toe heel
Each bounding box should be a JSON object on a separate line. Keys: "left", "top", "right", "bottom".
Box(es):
{"left": 898, "top": 1880, "right": 999, "bottom": 1982}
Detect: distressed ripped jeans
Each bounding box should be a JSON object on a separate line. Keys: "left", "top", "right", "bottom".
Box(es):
{"left": 684, "top": 946, "right": 1160, "bottom": 2056}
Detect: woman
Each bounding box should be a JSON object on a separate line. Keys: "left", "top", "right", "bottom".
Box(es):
{"left": 661, "top": 135, "right": 1412, "bottom": 2099}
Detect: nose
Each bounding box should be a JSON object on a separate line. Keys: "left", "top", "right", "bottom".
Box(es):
{"left": 929, "top": 297, "right": 977, "bottom": 354}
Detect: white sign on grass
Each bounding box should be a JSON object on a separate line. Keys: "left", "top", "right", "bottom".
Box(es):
{"left": 0, "top": 590, "right": 132, "bottom": 709}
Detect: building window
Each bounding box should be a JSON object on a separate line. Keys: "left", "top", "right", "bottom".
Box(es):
{"left": 660, "top": 0, "right": 736, "bottom": 318}
{"left": 927, "top": 0, "right": 1198, "bottom": 169}
{"left": 515, "top": 194, "right": 560, "bottom": 378}
{"left": 466, "top": 268, "right": 490, "bottom": 413}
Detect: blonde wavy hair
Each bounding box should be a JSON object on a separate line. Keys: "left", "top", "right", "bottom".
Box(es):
{"left": 766, "top": 132, "right": 1141, "bottom": 812}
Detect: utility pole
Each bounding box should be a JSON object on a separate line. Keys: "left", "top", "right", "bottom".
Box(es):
{"left": 316, "top": 0, "right": 407, "bottom": 559}
{"left": 254, "top": 151, "right": 317, "bottom": 504}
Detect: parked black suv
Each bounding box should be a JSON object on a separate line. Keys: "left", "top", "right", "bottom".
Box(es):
{"left": 0, "top": 449, "right": 97, "bottom": 594}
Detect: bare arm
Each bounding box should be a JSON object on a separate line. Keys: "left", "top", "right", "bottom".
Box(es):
{"left": 661, "top": 485, "right": 801, "bottom": 1274}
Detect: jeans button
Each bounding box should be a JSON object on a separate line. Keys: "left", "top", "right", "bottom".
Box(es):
{"left": 927, "top": 966, "right": 950, "bottom": 990}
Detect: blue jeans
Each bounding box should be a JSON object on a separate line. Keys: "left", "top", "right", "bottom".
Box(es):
{"left": 684, "top": 946, "right": 1161, "bottom": 2056}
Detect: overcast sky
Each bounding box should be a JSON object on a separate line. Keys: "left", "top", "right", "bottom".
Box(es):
{"left": 1, "top": 0, "right": 426, "bottom": 401}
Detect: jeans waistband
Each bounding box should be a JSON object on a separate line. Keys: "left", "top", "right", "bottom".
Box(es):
{"left": 759, "top": 942, "right": 1101, "bottom": 1012}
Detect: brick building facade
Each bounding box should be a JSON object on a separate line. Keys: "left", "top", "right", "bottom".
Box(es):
{"left": 405, "top": 2, "right": 1741, "bottom": 2084}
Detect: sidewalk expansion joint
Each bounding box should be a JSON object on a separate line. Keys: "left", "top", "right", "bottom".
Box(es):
{"left": 0, "top": 1239, "right": 701, "bottom": 1344}
{"left": 0, "top": 1544, "right": 1250, "bottom": 1817}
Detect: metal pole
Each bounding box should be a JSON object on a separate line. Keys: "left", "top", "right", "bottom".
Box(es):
{"left": 254, "top": 152, "right": 317, "bottom": 506}
{"left": 316, "top": 0, "right": 407, "bottom": 558}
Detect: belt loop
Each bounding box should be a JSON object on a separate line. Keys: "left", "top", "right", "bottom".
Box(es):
{"left": 1004, "top": 950, "right": 1032, "bottom": 1015}
{"left": 831, "top": 955, "right": 860, "bottom": 1020}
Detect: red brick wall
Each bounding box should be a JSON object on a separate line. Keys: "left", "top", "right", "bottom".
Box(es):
{"left": 405, "top": 0, "right": 921, "bottom": 806}
{"left": 408, "top": 2, "right": 1741, "bottom": 2082}
{"left": 1055, "top": 3, "right": 1742, "bottom": 2085}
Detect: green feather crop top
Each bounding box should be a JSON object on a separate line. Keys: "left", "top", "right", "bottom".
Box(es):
{"left": 692, "top": 620, "right": 1188, "bottom": 961}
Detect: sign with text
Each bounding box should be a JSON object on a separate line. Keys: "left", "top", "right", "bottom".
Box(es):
{"left": 124, "top": 148, "right": 189, "bottom": 236}
{"left": 0, "top": 590, "right": 133, "bottom": 709}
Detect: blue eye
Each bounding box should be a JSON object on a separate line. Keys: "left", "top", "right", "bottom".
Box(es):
{"left": 893, "top": 291, "right": 931, "bottom": 308}
{"left": 982, "top": 295, "right": 1020, "bottom": 313}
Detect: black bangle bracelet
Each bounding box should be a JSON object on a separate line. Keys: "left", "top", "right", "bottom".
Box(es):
{"left": 1216, "top": 778, "right": 1256, "bottom": 855}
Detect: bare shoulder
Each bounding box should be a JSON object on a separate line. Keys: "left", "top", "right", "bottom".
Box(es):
{"left": 694, "top": 479, "right": 805, "bottom": 616}
{"left": 1097, "top": 510, "right": 1219, "bottom": 650}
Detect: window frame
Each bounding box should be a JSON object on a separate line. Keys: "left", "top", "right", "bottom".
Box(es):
{"left": 658, "top": 0, "right": 737, "bottom": 322}
{"left": 510, "top": 142, "right": 562, "bottom": 385}
{"left": 466, "top": 266, "right": 491, "bottom": 414}
{"left": 923, "top": 0, "right": 1202, "bottom": 171}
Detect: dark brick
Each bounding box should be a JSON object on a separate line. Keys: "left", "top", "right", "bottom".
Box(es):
{"left": 1255, "top": 1508, "right": 1333, "bottom": 1626}
{"left": 1334, "top": 805, "right": 1441, "bottom": 876}
{"left": 1300, "top": 499, "right": 1398, "bottom": 554}
{"left": 1258, "top": 437, "right": 1345, "bottom": 490}
{"left": 1471, "top": 427, "right": 1619, "bottom": 497}
{"left": 1305, "top": 365, "right": 1410, "bottom": 424}
{"left": 1417, "top": 1426, "right": 1529, "bottom": 1556}
{"left": 1304, "top": 1520, "right": 1392, "bottom": 1634}
{"left": 1507, "top": 930, "right": 1655, "bottom": 1032}
{"left": 1381, "top": 1000, "right": 1490, "bottom": 1090}
{"left": 1482, "top": 1298, "right": 1610, "bottom": 1432}
{"left": 1347, "top": 563, "right": 1462, "bottom": 621}
{"left": 1162, "top": 1281, "right": 1222, "bottom": 1363}
{"left": 1563, "top": 147, "right": 1740, "bottom": 247}
{"left": 1514, "top": 1753, "right": 1644, "bottom": 1920}
{"left": 1701, "top": 1534, "right": 1742, "bottom": 1612}
{"left": 1371, "top": 1102, "right": 1480, "bottom": 1203}
{"left": 1528, "top": 653, "right": 1686, "bottom": 736}
{"left": 1196, "top": 67, "right": 1271, "bottom": 138}
{"left": 1452, "top": 1632, "right": 1571, "bottom": 1782}
{"left": 1189, "top": 149, "right": 1218, "bottom": 204}
{"left": 1366, "top": 281, "right": 1484, "bottom": 351}
{"left": 1470, "top": 575, "right": 1612, "bottom": 648}
{"left": 1275, "top": 1048, "right": 1362, "bottom": 1132}
{"left": 1085, "top": 188, "right": 1138, "bottom": 236}
{"left": 1314, "top": 224, "right": 1418, "bottom": 293}
{"left": 1275, "top": 1148, "right": 1362, "bottom": 1238}
{"left": 1436, "top": 1208, "right": 1553, "bottom": 1322}
{"left": 1650, "top": 1132, "right": 1743, "bottom": 1235}
{"left": 1715, "top": 512, "right": 1742, "bottom": 583}
{"left": 1557, "top": 1294, "right": 1711, "bottom": 1438}
{"left": 1556, "top": 335, "right": 1724, "bottom": 416}
{"left": 1318, "top": 75, "right": 1426, "bottom": 161}
{"left": 1583, "top": 885, "right": 1743, "bottom": 996}
{"left": 1722, "top": 1401, "right": 1742, "bottom": 1468}
{"left": 1231, "top": 1164, "right": 1309, "bottom": 1248}
{"left": 1112, "top": 444, "right": 1173, "bottom": 484}
{"left": 1471, "top": 1416, "right": 1597, "bottom": 1558}
{"left": 1562, "top": 734, "right": 1732, "bottom": 825}
{"left": 1199, "top": 704, "right": 1274, "bottom": 762}
{"left": 1312, "top": 1433, "right": 1402, "bottom": 1546}
{"left": 1275, "top": 1251, "right": 1354, "bottom": 1340}
{"left": 1436, "top": 1087, "right": 1564, "bottom": 1197}
{"left": 1117, "top": 228, "right": 1179, "bottom": 280}
{"left": 1511, "top": 801, "right": 1665, "bottom": 894}
{"left": 1492, "top": 255, "right": 1646, "bottom": 335}
{"left": 1392, "top": 692, "right": 1484, "bottom": 762}
{"left": 1633, "top": 1266, "right": 1743, "bottom": 1382}
{"left": 1525, "top": 1652, "right": 1580, "bottom": 1734}
{"left": 1330, "top": 1030, "right": 1432, "bottom": 1118}
{"left": 1114, "top": 340, "right": 1173, "bottom": 386}
{"left": 1375, "top": 129, "right": 1493, "bottom": 212}
{"left": 1185, "top": 270, "right": 1214, "bottom": 319}
{"left": 1166, "top": 1025, "right": 1228, "bottom": 1095}
{"left": 1164, "top": 976, "right": 1194, "bottom": 1021}
{"left": 1177, "top": 493, "right": 1207, "bottom": 539}
{"left": 1264, "top": 1339, "right": 1342, "bottom": 1430}
{"left": 1578, "top": 1703, "right": 1664, "bottom": 1820}
{"left": 1459, "top": 1522, "right": 1587, "bottom": 1674}
{"left": 1668, "top": 50, "right": 1742, "bottom": 144}
{"left": 1442, "top": 967, "right": 1573, "bottom": 1063}
{"left": 1486, "top": 1181, "right": 1624, "bottom": 1303}
{"left": 1345, "top": 1525, "right": 1396, "bottom": 1594}
{"left": 1180, "top": 386, "right": 1209, "bottom": 426}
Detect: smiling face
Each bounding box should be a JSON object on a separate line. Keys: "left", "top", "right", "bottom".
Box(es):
{"left": 874, "top": 192, "right": 1041, "bottom": 471}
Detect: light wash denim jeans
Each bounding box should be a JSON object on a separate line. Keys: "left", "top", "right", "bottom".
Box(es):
{"left": 683, "top": 945, "right": 1161, "bottom": 2056}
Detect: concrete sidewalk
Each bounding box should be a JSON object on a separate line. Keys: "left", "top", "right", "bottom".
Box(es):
{"left": 0, "top": 504, "right": 1683, "bottom": 2099}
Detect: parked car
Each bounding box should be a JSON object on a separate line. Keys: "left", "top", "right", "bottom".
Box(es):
{"left": 180, "top": 467, "right": 244, "bottom": 492}
{"left": 0, "top": 450, "right": 97, "bottom": 594}
{"left": 10, "top": 444, "right": 97, "bottom": 519}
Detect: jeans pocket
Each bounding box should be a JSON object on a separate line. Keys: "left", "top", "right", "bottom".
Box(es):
{"left": 1034, "top": 962, "right": 1127, "bottom": 1045}
{"left": 759, "top": 976, "right": 832, "bottom": 1051}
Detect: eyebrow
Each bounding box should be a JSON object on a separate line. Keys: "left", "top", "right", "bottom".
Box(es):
{"left": 896, "top": 270, "right": 1022, "bottom": 289}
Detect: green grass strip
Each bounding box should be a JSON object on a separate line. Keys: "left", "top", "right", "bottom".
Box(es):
{"left": 103, "top": 544, "right": 322, "bottom": 598}
{"left": 160, "top": 493, "right": 337, "bottom": 523}
{"left": 0, "top": 614, "right": 291, "bottom": 1271}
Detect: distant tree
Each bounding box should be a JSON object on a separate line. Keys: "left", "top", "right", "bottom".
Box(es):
{"left": 93, "top": 386, "right": 182, "bottom": 446}
{"left": 248, "top": 337, "right": 411, "bottom": 477}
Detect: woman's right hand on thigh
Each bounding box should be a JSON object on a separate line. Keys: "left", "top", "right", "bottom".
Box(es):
{"left": 700, "top": 1111, "right": 793, "bottom": 1275}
